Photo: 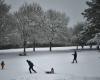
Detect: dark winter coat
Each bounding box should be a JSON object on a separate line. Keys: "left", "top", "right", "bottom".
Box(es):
{"left": 1, "top": 61, "right": 5, "bottom": 66}
{"left": 74, "top": 51, "right": 77, "bottom": 59}
{"left": 72, "top": 51, "right": 77, "bottom": 59}
{"left": 26, "top": 60, "right": 34, "bottom": 67}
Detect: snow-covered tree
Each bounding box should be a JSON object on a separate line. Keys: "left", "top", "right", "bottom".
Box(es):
{"left": 44, "top": 10, "right": 69, "bottom": 51}
{"left": 71, "top": 35, "right": 79, "bottom": 49}
{"left": 72, "top": 22, "right": 84, "bottom": 35}
{"left": 15, "top": 4, "right": 31, "bottom": 55}
{"left": 0, "top": 0, "right": 11, "bottom": 47}
{"left": 15, "top": 2, "right": 44, "bottom": 54}
{"left": 24, "top": 3, "right": 44, "bottom": 52}
{"left": 82, "top": 0, "right": 100, "bottom": 44}
{"left": 71, "top": 22, "right": 86, "bottom": 49}
{"left": 87, "top": 33, "right": 100, "bottom": 49}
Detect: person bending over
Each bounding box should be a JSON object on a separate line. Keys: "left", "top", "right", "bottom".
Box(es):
{"left": 26, "top": 60, "right": 37, "bottom": 74}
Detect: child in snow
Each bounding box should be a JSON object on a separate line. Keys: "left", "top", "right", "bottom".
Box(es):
{"left": 45, "top": 68, "right": 54, "bottom": 74}
{"left": 72, "top": 50, "right": 77, "bottom": 63}
{"left": 1, "top": 61, "right": 5, "bottom": 70}
{"left": 26, "top": 60, "right": 37, "bottom": 74}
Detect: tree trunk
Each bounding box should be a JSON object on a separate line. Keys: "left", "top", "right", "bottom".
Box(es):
{"left": 33, "top": 40, "right": 35, "bottom": 52}
{"left": 81, "top": 45, "right": 84, "bottom": 49}
{"left": 50, "top": 42, "right": 52, "bottom": 52}
{"left": 76, "top": 45, "right": 78, "bottom": 50}
{"left": 23, "top": 40, "right": 26, "bottom": 55}
{"left": 90, "top": 45, "right": 92, "bottom": 49}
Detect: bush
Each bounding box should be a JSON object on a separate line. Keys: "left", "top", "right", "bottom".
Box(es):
{"left": 0, "top": 44, "right": 20, "bottom": 49}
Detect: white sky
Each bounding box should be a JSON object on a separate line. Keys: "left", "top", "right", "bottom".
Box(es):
{"left": 5, "top": 0, "right": 89, "bottom": 27}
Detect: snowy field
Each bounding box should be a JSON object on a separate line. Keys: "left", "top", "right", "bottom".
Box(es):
{"left": 0, "top": 46, "right": 100, "bottom": 80}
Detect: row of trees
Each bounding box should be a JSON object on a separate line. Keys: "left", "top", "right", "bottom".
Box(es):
{"left": 0, "top": 0, "right": 69, "bottom": 55}
{"left": 0, "top": 0, "right": 100, "bottom": 55}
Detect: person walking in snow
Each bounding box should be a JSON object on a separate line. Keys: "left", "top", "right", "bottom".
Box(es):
{"left": 1, "top": 61, "right": 5, "bottom": 70}
{"left": 72, "top": 50, "right": 77, "bottom": 63}
{"left": 26, "top": 60, "right": 37, "bottom": 74}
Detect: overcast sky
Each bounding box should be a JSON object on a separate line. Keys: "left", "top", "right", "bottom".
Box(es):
{"left": 5, "top": 0, "right": 89, "bottom": 27}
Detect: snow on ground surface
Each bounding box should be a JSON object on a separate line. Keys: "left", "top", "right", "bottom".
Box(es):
{"left": 0, "top": 46, "right": 100, "bottom": 80}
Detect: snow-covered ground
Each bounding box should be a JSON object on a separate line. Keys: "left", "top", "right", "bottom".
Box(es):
{"left": 0, "top": 46, "right": 100, "bottom": 80}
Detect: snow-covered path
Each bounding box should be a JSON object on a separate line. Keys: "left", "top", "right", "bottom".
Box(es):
{"left": 0, "top": 47, "right": 100, "bottom": 80}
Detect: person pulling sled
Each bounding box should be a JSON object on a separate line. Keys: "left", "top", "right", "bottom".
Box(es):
{"left": 26, "top": 60, "right": 37, "bottom": 74}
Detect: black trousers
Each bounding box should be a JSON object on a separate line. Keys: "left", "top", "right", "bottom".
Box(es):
{"left": 1, "top": 65, "right": 4, "bottom": 69}
{"left": 29, "top": 66, "right": 37, "bottom": 73}
{"left": 72, "top": 58, "right": 77, "bottom": 63}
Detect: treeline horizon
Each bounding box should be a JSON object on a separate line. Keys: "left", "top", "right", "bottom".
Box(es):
{"left": 0, "top": 0, "right": 100, "bottom": 54}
